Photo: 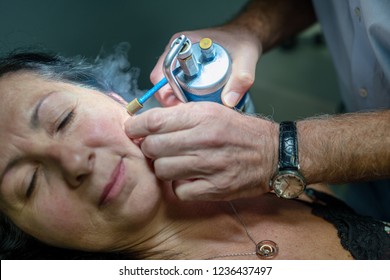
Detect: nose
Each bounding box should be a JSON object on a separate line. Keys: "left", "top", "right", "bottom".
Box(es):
{"left": 46, "top": 142, "right": 95, "bottom": 188}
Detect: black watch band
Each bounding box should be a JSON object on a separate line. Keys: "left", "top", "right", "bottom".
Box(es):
{"left": 279, "top": 121, "right": 299, "bottom": 171}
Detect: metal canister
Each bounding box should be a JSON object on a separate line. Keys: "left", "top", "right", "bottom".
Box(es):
{"left": 163, "top": 34, "right": 248, "bottom": 110}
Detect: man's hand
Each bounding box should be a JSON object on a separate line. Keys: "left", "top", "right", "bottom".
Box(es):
{"left": 150, "top": 27, "right": 261, "bottom": 108}
{"left": 125, "top": 102, "right": 278, "bottom": 201}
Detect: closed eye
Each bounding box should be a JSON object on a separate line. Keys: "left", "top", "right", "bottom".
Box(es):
{"left": 57, "top": 110, "right": 75, "bottom": 131}
{"left": 26, "top": 168, "right": 38, "bottom": 198}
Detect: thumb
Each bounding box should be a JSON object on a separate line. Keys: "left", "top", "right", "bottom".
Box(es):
{"left": 221, "top": 49, "right": 258, "bottom": 108}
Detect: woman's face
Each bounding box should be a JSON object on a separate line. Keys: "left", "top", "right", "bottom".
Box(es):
{"left": 0, "top": 71, "right": 163, "bottom": 251}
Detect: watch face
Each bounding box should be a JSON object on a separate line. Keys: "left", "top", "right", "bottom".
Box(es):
{"left": 272, "top": 172, "right": 306, "bottom": 199}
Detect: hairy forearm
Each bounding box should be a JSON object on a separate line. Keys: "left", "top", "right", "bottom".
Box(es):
{"left": 226, "top": 0, "right": 316, "bottom": 52}
{"left": 297, "top": 110, "right": 390, "bottom": 184}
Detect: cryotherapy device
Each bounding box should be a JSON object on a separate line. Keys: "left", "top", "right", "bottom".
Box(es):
{"left": 126, "top": 34, "right": 248, "bottom": 115}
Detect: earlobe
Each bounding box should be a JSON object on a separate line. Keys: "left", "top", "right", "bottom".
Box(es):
{"left": 107, "top": 93, "right": 127, "bottom": 106}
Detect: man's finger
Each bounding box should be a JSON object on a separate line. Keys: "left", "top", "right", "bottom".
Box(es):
{"left": 125, "top": 103, "right": 198, "bottom": 138}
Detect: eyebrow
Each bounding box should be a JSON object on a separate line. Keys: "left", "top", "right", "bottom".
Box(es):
{"left": 30, "top": 91, "right": 55, "bottom": 129}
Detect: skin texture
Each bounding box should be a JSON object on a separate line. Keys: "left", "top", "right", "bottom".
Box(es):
{"left": 298, "top": 113, "right": 390, "bottom": 184}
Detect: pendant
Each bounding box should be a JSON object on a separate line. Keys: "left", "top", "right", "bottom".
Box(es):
{"left": 256, "top": 240, "right": 278, "bottom": 259}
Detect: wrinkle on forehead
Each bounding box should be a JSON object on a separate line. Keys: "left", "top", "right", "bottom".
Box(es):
{"left": 0, "top": 72, "right": 41, "bottom": 124}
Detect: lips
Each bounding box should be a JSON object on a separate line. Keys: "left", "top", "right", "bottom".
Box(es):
{"left": 99, "top": 159, "right": 126, "bottom": 206}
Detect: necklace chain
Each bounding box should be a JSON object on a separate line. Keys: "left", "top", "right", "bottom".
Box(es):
{"left": 205, "top": 201, "right": 278, "bottom": 260}
{"left": 229, "top": 201, "right": 258, "bottom": 246}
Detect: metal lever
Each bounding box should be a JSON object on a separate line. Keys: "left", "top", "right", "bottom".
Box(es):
{"left": 163, "top": 34, "right": 188, "bottom": 103}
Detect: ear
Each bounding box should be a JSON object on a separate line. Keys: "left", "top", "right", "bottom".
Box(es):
{"left": 107, "top": 93, "right": 128, "bottom": 106}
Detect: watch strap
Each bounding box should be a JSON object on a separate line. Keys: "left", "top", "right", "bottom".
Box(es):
{"left": 279, "top": 121, "right": 299, "bottom": 171}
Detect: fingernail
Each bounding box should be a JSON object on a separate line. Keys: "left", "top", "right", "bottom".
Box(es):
{"left": 223, "top": 92, "right": 240, "bottom": 107}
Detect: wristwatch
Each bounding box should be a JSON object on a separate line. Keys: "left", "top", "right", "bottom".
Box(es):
{"left": 270, "top": 121, "right": 306, "bottom": 199}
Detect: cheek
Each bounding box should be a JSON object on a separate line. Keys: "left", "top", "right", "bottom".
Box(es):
{"left": 36, "top": 196, "right": 84, "bottom": 232}
{"left": 81, "top": 113, "right": 126, "bottom": 146}
{"left": 80, "top": 113, "right": 144, "bottom": 158}
{"left": 23, "top": 193, "right": 94, "bottom": 246}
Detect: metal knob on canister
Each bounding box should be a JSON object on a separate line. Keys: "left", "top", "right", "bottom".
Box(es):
{"left": 199, "top": 37, "right": 215, "bottom": 61}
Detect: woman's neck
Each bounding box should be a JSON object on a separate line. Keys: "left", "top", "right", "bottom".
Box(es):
{"left": 134, "top": 183, "right": 258, "bottom": 259}
{"left": 124, "top": 184, "right": 269, "bottom": 259}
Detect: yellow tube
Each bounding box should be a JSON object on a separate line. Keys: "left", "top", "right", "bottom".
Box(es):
{"left": 126, "top": 98, "right": 143, "bottom": 115}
